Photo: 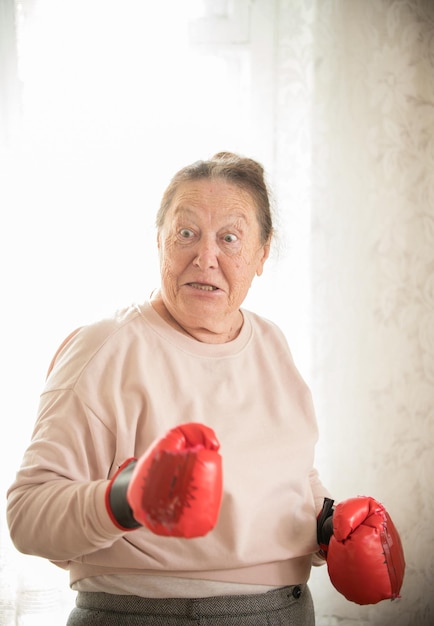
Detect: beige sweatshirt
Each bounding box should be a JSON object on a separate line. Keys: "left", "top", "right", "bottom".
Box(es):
{"left": 7, "top": 301, "right": 330, "bottom": 590}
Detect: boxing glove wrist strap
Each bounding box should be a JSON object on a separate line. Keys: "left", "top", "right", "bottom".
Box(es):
{"left": 106, "top": 458, "right": 141, "bottom": 530}
{"left": 317, "top": 497, "right": 335, "bottom": 557}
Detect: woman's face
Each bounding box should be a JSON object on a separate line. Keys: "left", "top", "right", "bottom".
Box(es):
{"left": 157, "top": 178, "right": 270, "bottom": 342}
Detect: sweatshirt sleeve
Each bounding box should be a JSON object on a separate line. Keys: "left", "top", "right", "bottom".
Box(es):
{"left": 6, "top": 388, "right": 127, "bottom": 561}
{"left": 309, "top": 467, "right": 332, "bottom": 514}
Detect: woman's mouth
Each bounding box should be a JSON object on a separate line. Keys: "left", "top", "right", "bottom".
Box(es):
{"left": 188, "top": 283, "right": 218, "bottom": 292}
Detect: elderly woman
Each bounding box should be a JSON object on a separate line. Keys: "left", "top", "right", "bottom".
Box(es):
{"left": 7, "top": 152, "right": 330, "bottom": 625}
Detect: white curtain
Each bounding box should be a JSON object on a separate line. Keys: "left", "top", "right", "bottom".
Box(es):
{"left": 1, "top": 1, "right": 434, "bottom": 624}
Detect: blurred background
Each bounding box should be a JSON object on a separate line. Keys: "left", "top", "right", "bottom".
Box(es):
{"left": 1, "top": 0, "right": 433, "bottom": 624}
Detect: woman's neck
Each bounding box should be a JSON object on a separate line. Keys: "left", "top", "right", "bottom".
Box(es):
{"left": 149, "top": 291, "right": 243, "bottom": 344}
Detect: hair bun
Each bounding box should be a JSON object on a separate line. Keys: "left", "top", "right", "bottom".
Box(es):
{"left": 211, "top": 152, "right": 265, "bottom": 176}
{"left": 211, "top": 151, "right": 238, "bottom": 161}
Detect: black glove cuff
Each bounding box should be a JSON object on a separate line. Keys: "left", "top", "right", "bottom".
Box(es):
{"left": 109, "top": 460, "right": 141, "bottom": 529}
{"left": 317, "top": 497, "right": 335, "bottom": 546}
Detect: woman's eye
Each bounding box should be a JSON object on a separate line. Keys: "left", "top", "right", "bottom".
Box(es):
{"left": 223, "top": 233, "right": 238, "bottom": 243}
{"left": 179, "top": 228, "right": 195, "bottom": 239}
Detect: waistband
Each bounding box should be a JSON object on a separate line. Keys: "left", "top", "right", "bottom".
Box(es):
{"left": 69, "top": 556, "right": 312, "bottom": 588}
{"left": 75, "top": 585, "right": 307, "bottom": 618}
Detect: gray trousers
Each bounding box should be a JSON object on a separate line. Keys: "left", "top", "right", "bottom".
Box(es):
{"left": 67, "top": 585, "right": 315, "bottom": 625}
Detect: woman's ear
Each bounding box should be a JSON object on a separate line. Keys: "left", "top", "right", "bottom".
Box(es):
{"left": 255, "top": 242, "right": 271, "bottom": 277}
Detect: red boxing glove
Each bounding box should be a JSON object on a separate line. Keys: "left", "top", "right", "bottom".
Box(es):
{"left": 106, "top": 423, "right": 223, "bottom": 538}
{"left": 319, "top": 496, "right": 405, "bottom": 605}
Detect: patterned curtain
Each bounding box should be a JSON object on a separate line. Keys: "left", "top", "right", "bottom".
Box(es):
{"left": 274, "top": 1, "right": 434, "bottom": 624}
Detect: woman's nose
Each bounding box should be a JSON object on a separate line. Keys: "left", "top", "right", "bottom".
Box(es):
{"left": 193, "top": 236, "right": 219, "bottom": 269}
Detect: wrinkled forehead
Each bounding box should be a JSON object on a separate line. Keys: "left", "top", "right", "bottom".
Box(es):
{"left": 166, "top": 179, "right": 258, "bottom": 223}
